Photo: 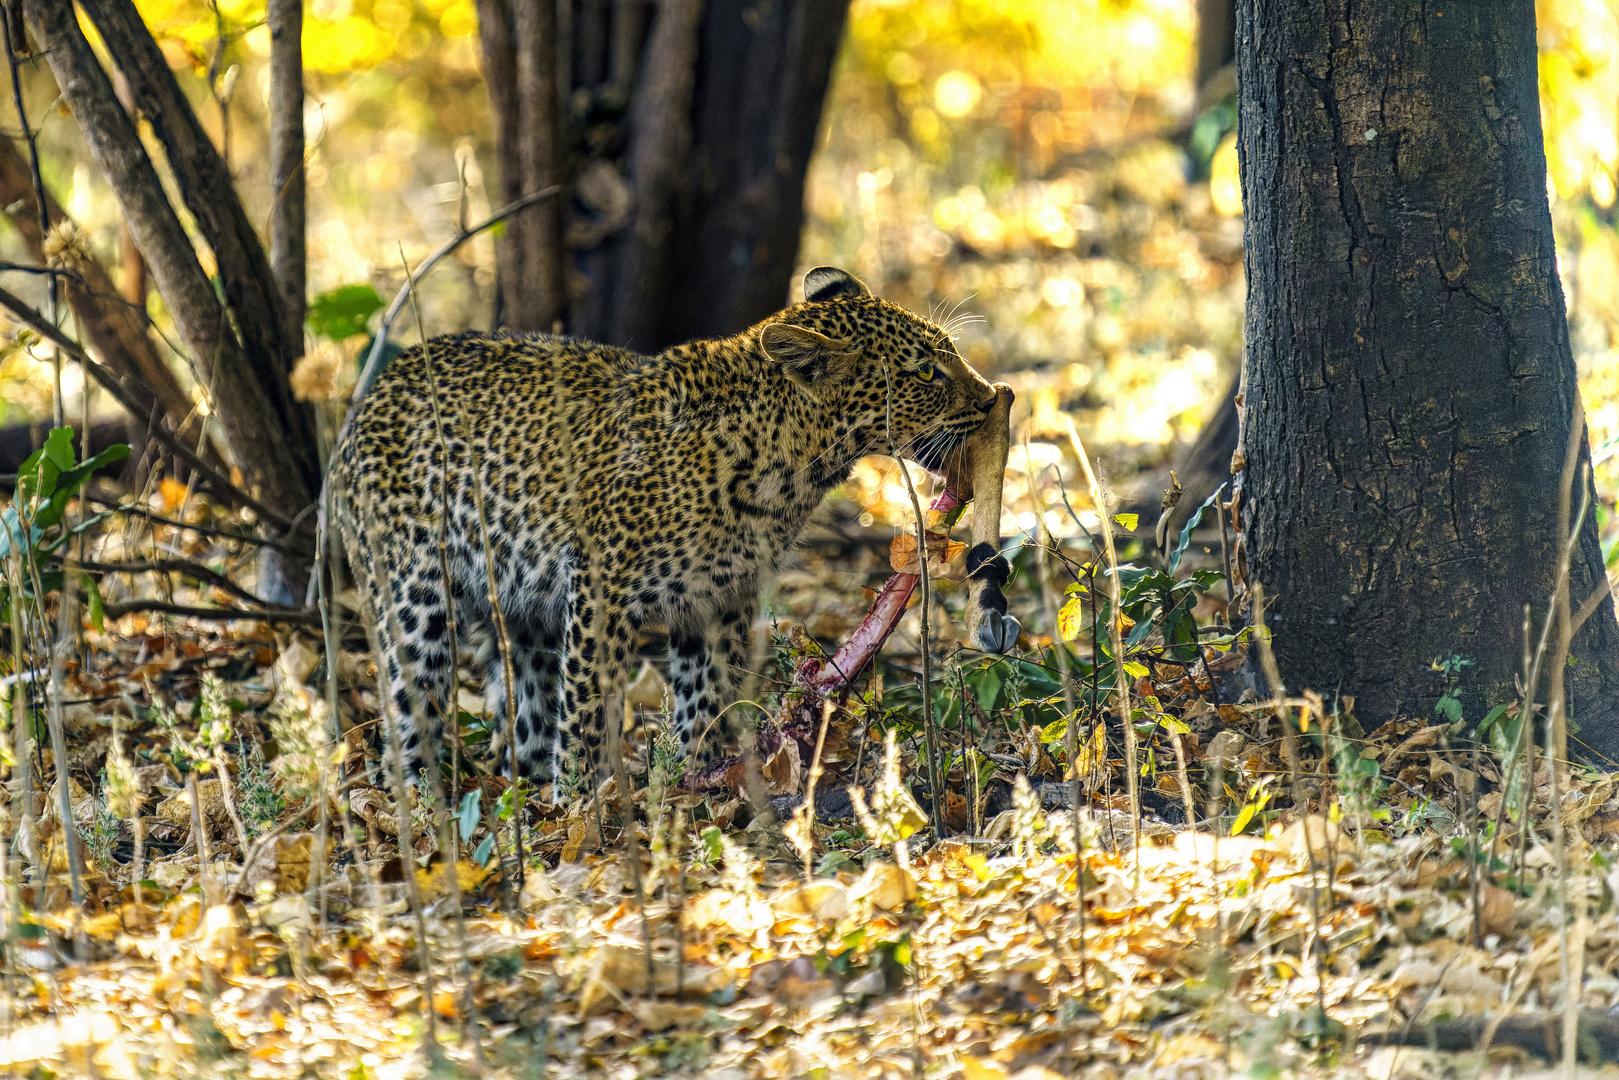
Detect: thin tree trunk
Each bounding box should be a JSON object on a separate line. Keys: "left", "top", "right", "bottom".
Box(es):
{"left": 268, "top": 0, "right": 306, "bottom": 353}
{"left": 22, "top": 0, "right": 314, "bottom": 536}
{"left": 1234, "top": 0, "right": 1619, "bottom": 751}
{"left": 77, "top": 0, "right": 320, "bottom": 497}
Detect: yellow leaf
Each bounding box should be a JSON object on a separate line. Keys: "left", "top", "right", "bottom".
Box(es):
{"left": 1111, "top": 513, "right": 1139, "bottom": 532}
{"left": 1057, "top": 596, "right": 1086, "bottom": 641}
{"left": 889, "top": 531, "right": 967, "bottom": 574}
{"left": 963, "top": 1057, "right": 1010, "bottom": 1080}
{"left": 1231, "top": 802, "right": 1258, "bottom": 836}
{"left": 1073, "top": 721, "right": 1106, "bottom": 776}
{"left": 414, "top": 859, "right": 491, "bottom": 901}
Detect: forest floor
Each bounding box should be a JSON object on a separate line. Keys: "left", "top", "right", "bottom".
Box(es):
{"left": 0, "top": 478, "right": 1615, "bottom": 1080}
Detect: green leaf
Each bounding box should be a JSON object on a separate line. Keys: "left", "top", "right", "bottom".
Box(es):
{"left": 472, "top": 834, "right": 496, "bottom": 866}
{"left": 1168, "top": 485, "right": 1225, "bottom": 576}
{"left": 1111, "top": 513, "right": 1139, "bottom": 532}
{"left": 815, "top": 850, "right": 853, "bottom": 877}
{"left": 82, "top": 574, "right": 103, "bottom": 632}
{"left": 41, "top": 426, "right": 75, "bottom": 471}
{"left": 307, "top": 284, "right": 386, "bottom": 341}
{"left": 701, "top": 826, "right": 724, "bottom": 864}
{"left": 457, "top": 790, "right": 482, "bottom": 843}
{"left": 1475, "top": 702, "right": 1511, "bottom": 737}
{"left": 1158, "top": 713, "right": 1191, "bottom": 736}
{"left": 1122, "top": 660, "right": 1149, "bottom": 679}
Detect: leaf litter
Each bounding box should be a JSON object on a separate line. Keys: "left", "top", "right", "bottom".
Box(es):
{"left": 1, "top": 479, "right": 1618, "bottom": 1079}
{"left": 2, "top": 616, "right": 1617, "bottom": 1077}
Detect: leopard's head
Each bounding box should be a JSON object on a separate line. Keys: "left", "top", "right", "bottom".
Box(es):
{"left": 759, "top": 267, "right": 997, "bottom": 483}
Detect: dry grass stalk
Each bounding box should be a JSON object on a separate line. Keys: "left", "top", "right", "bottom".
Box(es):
{"left": 787, "top": 700, "right": 835, "bottom": 881}
{"left": 401, "top": 251, "right": 485, "bottom": 1053}
{"left": 895, "top": 470, "right": 941, "bottom": 833}
{"left": 457, "top": 402, "right": 526, "bottom": 888}
{"left": 8, "top": 549, "right": 36, "bottom": 888}
{"left": 888, "top": 365, "right": 944, "bottom": 838}
{"left": 42, "top": 541, "right": 84, "bottom": 903}
{"left": 367, "top": 608, "right": 440, "bottom": 1053}
{"left": 1548, "top": 401, "right": 1590, "bottom": 1080}
{"left": 1250, "top": 584, "right": 1327, "bottom": 1014}
{"left": 1064, "top": 418, "right": 1137, "bottom": 865}
{"left": 1022, "top": 452, "right": 1090, "bottom": 925}
{"left": 186, "top": 769, "right": 212, "bottom": 906}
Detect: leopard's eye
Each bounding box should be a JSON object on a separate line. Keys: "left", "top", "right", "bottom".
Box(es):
{"left": 915, "top": 361, "right": 937, "bottom": 382}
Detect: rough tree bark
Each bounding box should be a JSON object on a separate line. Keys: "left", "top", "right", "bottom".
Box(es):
{"left": 21, "top": 0, "right": 314, "bottom": 544}
{"left": 1234, "top": 0, "right": 1619, "bottom": 754}
{"left": 480, "top": 0, "right": 852, "bottom": 351}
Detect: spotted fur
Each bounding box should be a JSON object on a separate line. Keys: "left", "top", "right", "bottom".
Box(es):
{"left": 332, "top": 267, "right": 996, "bottom": 784}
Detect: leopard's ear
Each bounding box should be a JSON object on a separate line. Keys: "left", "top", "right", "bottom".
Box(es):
{"left": 760, "top": 322, "right": 842, "bottom": 390}
{"left": 803, "top": 266, "right": 869, "bottom": 303}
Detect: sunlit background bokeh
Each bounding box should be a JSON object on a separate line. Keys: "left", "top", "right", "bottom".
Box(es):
{"left": 3, "top": 0, "right": 1619, "bottom": 542}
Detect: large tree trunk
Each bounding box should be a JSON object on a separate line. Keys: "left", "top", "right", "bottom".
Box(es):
{"left": 1234, "top": 0, "right": 1619, "bottom": 753}
{"left": 480, "top": 0, "right": 851, "bottom": 352}
{"left": 77, "top": 0, "right": 320, "bottom": 499}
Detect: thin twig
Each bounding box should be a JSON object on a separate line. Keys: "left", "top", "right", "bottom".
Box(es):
{"left": 0, "top": 285, "right": 295, "bottom": 528}
{"left": 888, "top": 366, "right": 944, "bottom": 839}
{"left": 354, "top": 186, "right": 566, "bottom": 403}
{"left": 100, "top": 599, "right": 322, "bottom": 625}
{"left": 401, "top": 248, "right": 486, "bottom": 1058}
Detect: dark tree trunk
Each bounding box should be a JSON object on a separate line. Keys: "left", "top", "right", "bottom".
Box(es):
{"left": 480, "top": 0, "right": 852, "bottom": 352}
{"left": 474, "top": 0, "right": 568, "bottom": 334}
{"left": 1234, "top": 0, "right": 1619, "bottom": 752}
{"left": 268, "top": 0, "right": 305, "bottom": 353}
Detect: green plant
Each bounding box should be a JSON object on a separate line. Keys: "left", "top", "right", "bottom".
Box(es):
{"left": 1431, "top": 653, "right": 1473, "bottom": 724}
{"left": 1055, "top": 487, "right": 1226, "bottom": 680}
{"left": 237, "top": 756, "right": 285, "bottom": 837}
{"left": 0, "top": 425, "right": 129, "bottom": 627}
{"left": 80, "top": 769, "right": 121, "bottom": 873}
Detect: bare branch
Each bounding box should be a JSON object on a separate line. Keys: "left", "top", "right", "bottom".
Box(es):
{"left": 0, "top": 282, "right": 294, "bottom": 528}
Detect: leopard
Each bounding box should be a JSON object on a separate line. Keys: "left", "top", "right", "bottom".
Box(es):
{"left": 332, "top": 266, "right": 997, "bottom": 787}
